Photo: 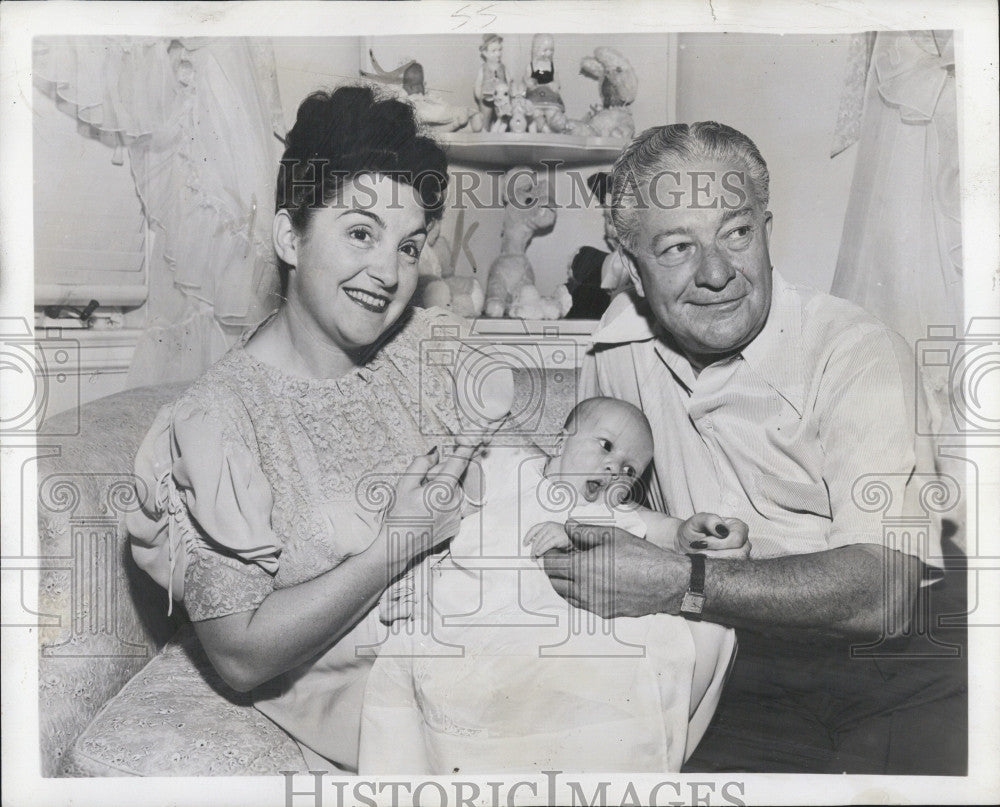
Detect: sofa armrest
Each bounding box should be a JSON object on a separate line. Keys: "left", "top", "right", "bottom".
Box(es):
{"left": 37, "top": 383, "right": 190, "bottom": 775}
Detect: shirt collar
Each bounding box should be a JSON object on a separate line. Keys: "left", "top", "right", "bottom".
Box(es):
{"left": 590, "top": 271, "right": 806, "bottom": 414}
{"left": 590, "top": 288, "right": 660, "bottom": 345}
{"left": 741, "top": 271, "right": 806, "bottom": 415}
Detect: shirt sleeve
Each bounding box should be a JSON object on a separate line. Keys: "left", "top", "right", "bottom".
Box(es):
{"left": 817, "top": 327, "right": 943, "bottom": 567}
{"left": 128, "top": 397, "right": 281, "bottom": 620}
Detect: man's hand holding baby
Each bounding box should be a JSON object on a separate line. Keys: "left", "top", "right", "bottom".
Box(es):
{"left": 526, "top": 513, "right": 750, "bottom": 562}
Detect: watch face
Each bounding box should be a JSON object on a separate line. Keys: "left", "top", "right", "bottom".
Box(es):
{"left": 681, "top": 591, "right": 706, "bottom": 615}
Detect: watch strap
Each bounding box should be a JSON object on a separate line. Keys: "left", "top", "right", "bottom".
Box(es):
{"left": 680, "top": 553, "right": 707, "bottom": 620}
{"left": 686, "top": 552, "right": 706, "bottom": 594}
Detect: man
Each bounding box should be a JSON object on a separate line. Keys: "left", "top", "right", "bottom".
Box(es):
{"left": 543, "top": 122, "right": 966, "bottom": 774}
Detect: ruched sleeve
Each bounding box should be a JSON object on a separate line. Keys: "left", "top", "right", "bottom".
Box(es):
{"left": 127, "top": 398, "right": 281, "bottom": 621}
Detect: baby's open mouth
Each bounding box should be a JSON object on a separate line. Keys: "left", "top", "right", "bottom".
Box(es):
{"left": 584, "top": 479, "right": 604, "bottom": 501}
{"left": 345, "top": 288, "right": 389, "bottom": 313}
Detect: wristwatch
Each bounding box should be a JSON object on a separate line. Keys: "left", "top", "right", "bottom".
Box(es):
{"left": 679, "top": 553, "right": 706, "bottom": 620}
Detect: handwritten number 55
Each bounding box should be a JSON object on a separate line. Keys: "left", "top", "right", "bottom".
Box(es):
{"left": 452, "top": 3, "right": 498, "bottom": 30}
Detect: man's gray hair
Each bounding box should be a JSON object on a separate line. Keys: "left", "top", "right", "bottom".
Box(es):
{"left": 610, "top": 122, "right": 770, "bottom": 252}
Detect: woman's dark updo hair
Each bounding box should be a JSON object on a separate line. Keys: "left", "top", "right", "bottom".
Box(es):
{"left": 275, "top": 85, "right": 449, "bottom": 293}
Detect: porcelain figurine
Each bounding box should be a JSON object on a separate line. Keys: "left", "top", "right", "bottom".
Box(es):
{"left": 507, "top": 80, "right": 535, "bottom": 134}
{"left": 577, "top": 46, "right": 638, "bottom": 139}
{"left": 485, "top": 168, "right": 569, "bottom": 320}
{"left": 361, "top": 51, "right": 475, "bottom": 132}
{"left": 473, "top": 34, "right": 509, "bottom": 131}
{"left": 488, "top": 80, "right": 513, "bottom": 133}
{"left": 523, "top": 33, "right": 567, "bottom": 135}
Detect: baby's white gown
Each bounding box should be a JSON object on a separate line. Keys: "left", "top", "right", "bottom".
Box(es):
{"left": 359, "top": 447, "right": 735, "bottom": 774}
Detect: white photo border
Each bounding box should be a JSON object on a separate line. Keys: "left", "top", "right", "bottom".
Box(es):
{"left": 2, "top": 2, "right": 998, "bottom": 805}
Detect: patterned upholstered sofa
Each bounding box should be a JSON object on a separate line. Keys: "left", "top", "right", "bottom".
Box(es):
{"left": 37, "top": 383, "right": 307, "bottom": 776}
{"left": 37, "top": 369, "right": 575, "bottom": 776}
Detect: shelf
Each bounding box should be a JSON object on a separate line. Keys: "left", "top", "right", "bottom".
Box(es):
{"left": 469, "top": 318, "right": 597, "bottom": 336}
{"left": 438, "top": 132, "right": 626, "bottom": 168}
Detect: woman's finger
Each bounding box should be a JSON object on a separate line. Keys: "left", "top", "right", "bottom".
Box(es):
{"left": 684, "top": 512, "right": 712, "bottom": 536}
{"left": 400, "top": 447, "right": 439, "bottom": 489}
{"left": 692, "top": 518, "right": 748, "bottom": 551}
{"left": 722, "top": 517, "right": 750, "bottom": 544}
{"left": 693, "top": 512, "right": 727, "bottom": 537}
{"left": 696, "top": 534, "right": 744, "bottom": 551}
{"left": 429, "top": 449, "right": 474, "bottom": 487}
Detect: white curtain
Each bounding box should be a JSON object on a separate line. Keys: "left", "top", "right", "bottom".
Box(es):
{"left": 34, "top": 37, "right": 285, "bottom": 385}
{"left": 831, "top": 31, "right": 964, "bottom": 548}
{"left": 832, "top": 30, "right": 962, "bottom": 347}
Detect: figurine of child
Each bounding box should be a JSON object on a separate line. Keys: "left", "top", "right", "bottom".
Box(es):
{"left": 359, "top": 397, "right": 748, "bottom": 774}
{"left": 523, "top": 33, "right": 566, "bottom": 133}
{"left": 473, "top": 34, "right": 508, "bottom": 130}
{"left": 525, "top": 33, "right": 561, "bottom": 103}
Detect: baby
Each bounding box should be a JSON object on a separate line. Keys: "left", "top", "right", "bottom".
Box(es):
{"left": 359, "top": 397, "right": 747, "bottom": 775}
{"left": 524, "top": 396, "right": 746, "bottom": 559}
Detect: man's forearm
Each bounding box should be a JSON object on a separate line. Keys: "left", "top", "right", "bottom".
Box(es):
{"left": 544, "top": 528, "right": 922, "bottom": 639}
{"left": 695, "top": 544, "right": 921, "bottom": 641}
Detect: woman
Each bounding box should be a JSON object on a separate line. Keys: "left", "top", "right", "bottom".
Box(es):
{"left": 127, "top": 86, "right": 477, "bottom": 772}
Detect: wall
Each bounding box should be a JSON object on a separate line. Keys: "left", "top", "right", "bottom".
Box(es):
{"left": 272, "top": 37, "right": 364, "bottom": 133}
{"left": 270, "top": 33, "right": 856, "bottom": 296}
{"left": 35, "top": 34, "right": 859, "bottom": 416}
{"left": 284, "top": 34, "right": 856, "bottom": 293}
{"left": 354, "top": 34, "right": 676, "bottom": 298}
{"left": 676, "top": 33, "right": 859, "bottom": 292}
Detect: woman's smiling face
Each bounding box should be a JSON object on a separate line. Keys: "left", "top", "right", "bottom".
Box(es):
{"left": 278, "top": 174, "right": 428, "bottom": 363}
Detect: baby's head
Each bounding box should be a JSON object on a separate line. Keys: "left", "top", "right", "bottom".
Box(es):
{"left": 545, "top": 397, "right": 653, "bottom": 503}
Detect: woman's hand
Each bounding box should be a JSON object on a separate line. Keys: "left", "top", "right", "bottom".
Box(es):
{"left": 678, "top": 514, "right": 751, "bottom": 559}
{"left": 380, "top": 445, "right": 477, "bottom": 578}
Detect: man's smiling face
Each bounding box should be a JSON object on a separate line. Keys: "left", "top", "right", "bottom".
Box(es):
{"left": 626, "top": 159, "right": 774, "bottom": 371}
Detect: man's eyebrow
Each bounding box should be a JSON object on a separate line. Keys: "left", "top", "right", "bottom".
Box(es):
{"left": 336, "top": 208, "right": 385, "bottom": 228}
{"left": 650, "top": 226, "right": 692, "bottom": 247}
{"left": 720, "top": 206, "right": 755, "bottom": 225}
